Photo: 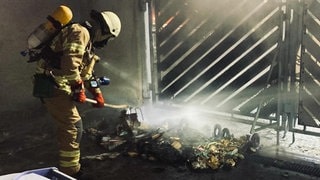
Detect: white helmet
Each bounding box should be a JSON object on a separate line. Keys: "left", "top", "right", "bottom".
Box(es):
{"left": 90, "top": 10, "right": 121, "bottom": 37}
{"left": 100, "top": 11, "right": 121, "bottom": 37}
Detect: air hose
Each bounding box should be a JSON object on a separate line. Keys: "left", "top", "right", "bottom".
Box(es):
{"left": 85, "top": 98, "right": 129, "bottom": 109}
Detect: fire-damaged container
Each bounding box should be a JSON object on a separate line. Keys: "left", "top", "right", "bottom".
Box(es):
{"left": 84, "top": 109, "right": 261, "bottom": 173}
{"left": 116, "top": 107, "right": 143, "bottom": 137}
{"left": 186, "top": 125, "right": 260, "bottom": 172}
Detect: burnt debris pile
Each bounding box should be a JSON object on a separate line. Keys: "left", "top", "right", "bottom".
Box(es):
{"left": 82, "top": 109, "right": 260, "bottom": 172}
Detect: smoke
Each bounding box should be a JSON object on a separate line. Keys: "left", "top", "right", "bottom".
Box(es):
{"left": 99, "top": 61, "right": 130, "bottom": 81}
{"left": 98, "top": 60, "right": 141, "bottom": 105}
{"left": 138, "top": 102, "right": 250, "bottom": 138}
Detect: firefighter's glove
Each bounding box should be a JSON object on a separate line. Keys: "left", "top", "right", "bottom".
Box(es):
{"left": 89, "top": 88, "right": 105, "bottom": 108}
{"left": 72, "top": 80, "right": 86, "bottom": 103}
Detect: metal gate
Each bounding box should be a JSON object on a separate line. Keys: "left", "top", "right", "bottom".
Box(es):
{"left": 299, "top": 0, "right": 320, "bottom": 130}
{"left": 146, "top": 0, "right": 320, "bottom": 138}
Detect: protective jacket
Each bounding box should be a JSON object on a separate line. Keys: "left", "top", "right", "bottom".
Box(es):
{"left": 35, "top": 23, "right": 99, "bottom": 93}
{"left": 35, "top": 23, "right": 98, "bottom": 176}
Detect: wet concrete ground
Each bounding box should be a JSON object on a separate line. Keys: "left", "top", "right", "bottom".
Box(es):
{"left": 0, "top": 107, "right": 320, "bottom": 179}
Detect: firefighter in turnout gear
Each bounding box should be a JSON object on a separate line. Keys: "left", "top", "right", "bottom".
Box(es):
{"left": 30, "top": 5, "right": 121, "bottom": 177}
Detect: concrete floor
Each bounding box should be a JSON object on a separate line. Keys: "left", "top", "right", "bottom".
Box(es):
{"left": 0, "top": 106, "right": 320, "bottom": 180}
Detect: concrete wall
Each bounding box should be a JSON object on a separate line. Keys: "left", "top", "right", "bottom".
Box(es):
{"left": 0, "top": 0, "right": 146, "bottom": 120}
{"left": 0, "top": 0, "right": 149, "bottom": 137}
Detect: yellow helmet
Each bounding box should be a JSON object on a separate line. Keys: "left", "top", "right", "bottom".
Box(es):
{"left": 51, "top": 5, "right": 73, "bottom": 26}
{"left": 45, "top": 5, "right": 73, "bottom": 29}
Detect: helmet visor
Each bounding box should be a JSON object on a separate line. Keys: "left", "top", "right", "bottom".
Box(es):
{"left": 90, "top": 10, "right": 110, "bottom": 35}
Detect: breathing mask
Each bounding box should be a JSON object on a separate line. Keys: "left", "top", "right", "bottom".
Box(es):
{"left": 92, "top": 28, "right": 115, "bottom": 48}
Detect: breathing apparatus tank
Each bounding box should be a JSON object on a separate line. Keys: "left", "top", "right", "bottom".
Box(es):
{"left": 27, "top": 5, "right": 73, "bottom": 49}
{"left": 21, "top": 5, "right": 73, "bottom": 61}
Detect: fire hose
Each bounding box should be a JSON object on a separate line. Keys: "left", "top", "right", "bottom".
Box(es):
{"left": 85, "top": 98, "right": 129, "bottom": 109}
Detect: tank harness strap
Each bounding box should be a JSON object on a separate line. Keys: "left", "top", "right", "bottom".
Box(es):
{"left": 47, "top": 15, "right": 63, "bottom": 29}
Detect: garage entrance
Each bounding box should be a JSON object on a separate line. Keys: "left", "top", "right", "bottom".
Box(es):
{"left": 144, "top": 0, "right": 320, "bottom": 140}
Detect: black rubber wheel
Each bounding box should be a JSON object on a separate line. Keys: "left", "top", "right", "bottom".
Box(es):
{"left": 212, "top": 124, "right": 222, "bottom": 139}
{"left": 249, "top": 133, "right": 260, "bottom": 148}
{"left": 222, "top": 128, "right": 231, "bottom": 139}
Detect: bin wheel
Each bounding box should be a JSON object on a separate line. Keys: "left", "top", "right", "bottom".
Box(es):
{"left": 222, "top": 128, "right": 231, "bottom": 138}
{"left": 212, "top": 124, "right": 222, "bottom": 138}
{"left": 249, "top": 133, "right": 260, "bottom": 148}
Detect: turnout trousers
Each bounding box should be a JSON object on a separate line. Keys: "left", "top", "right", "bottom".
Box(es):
{"left": 44, "top": 90, "right": 83, "bottom": 176}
